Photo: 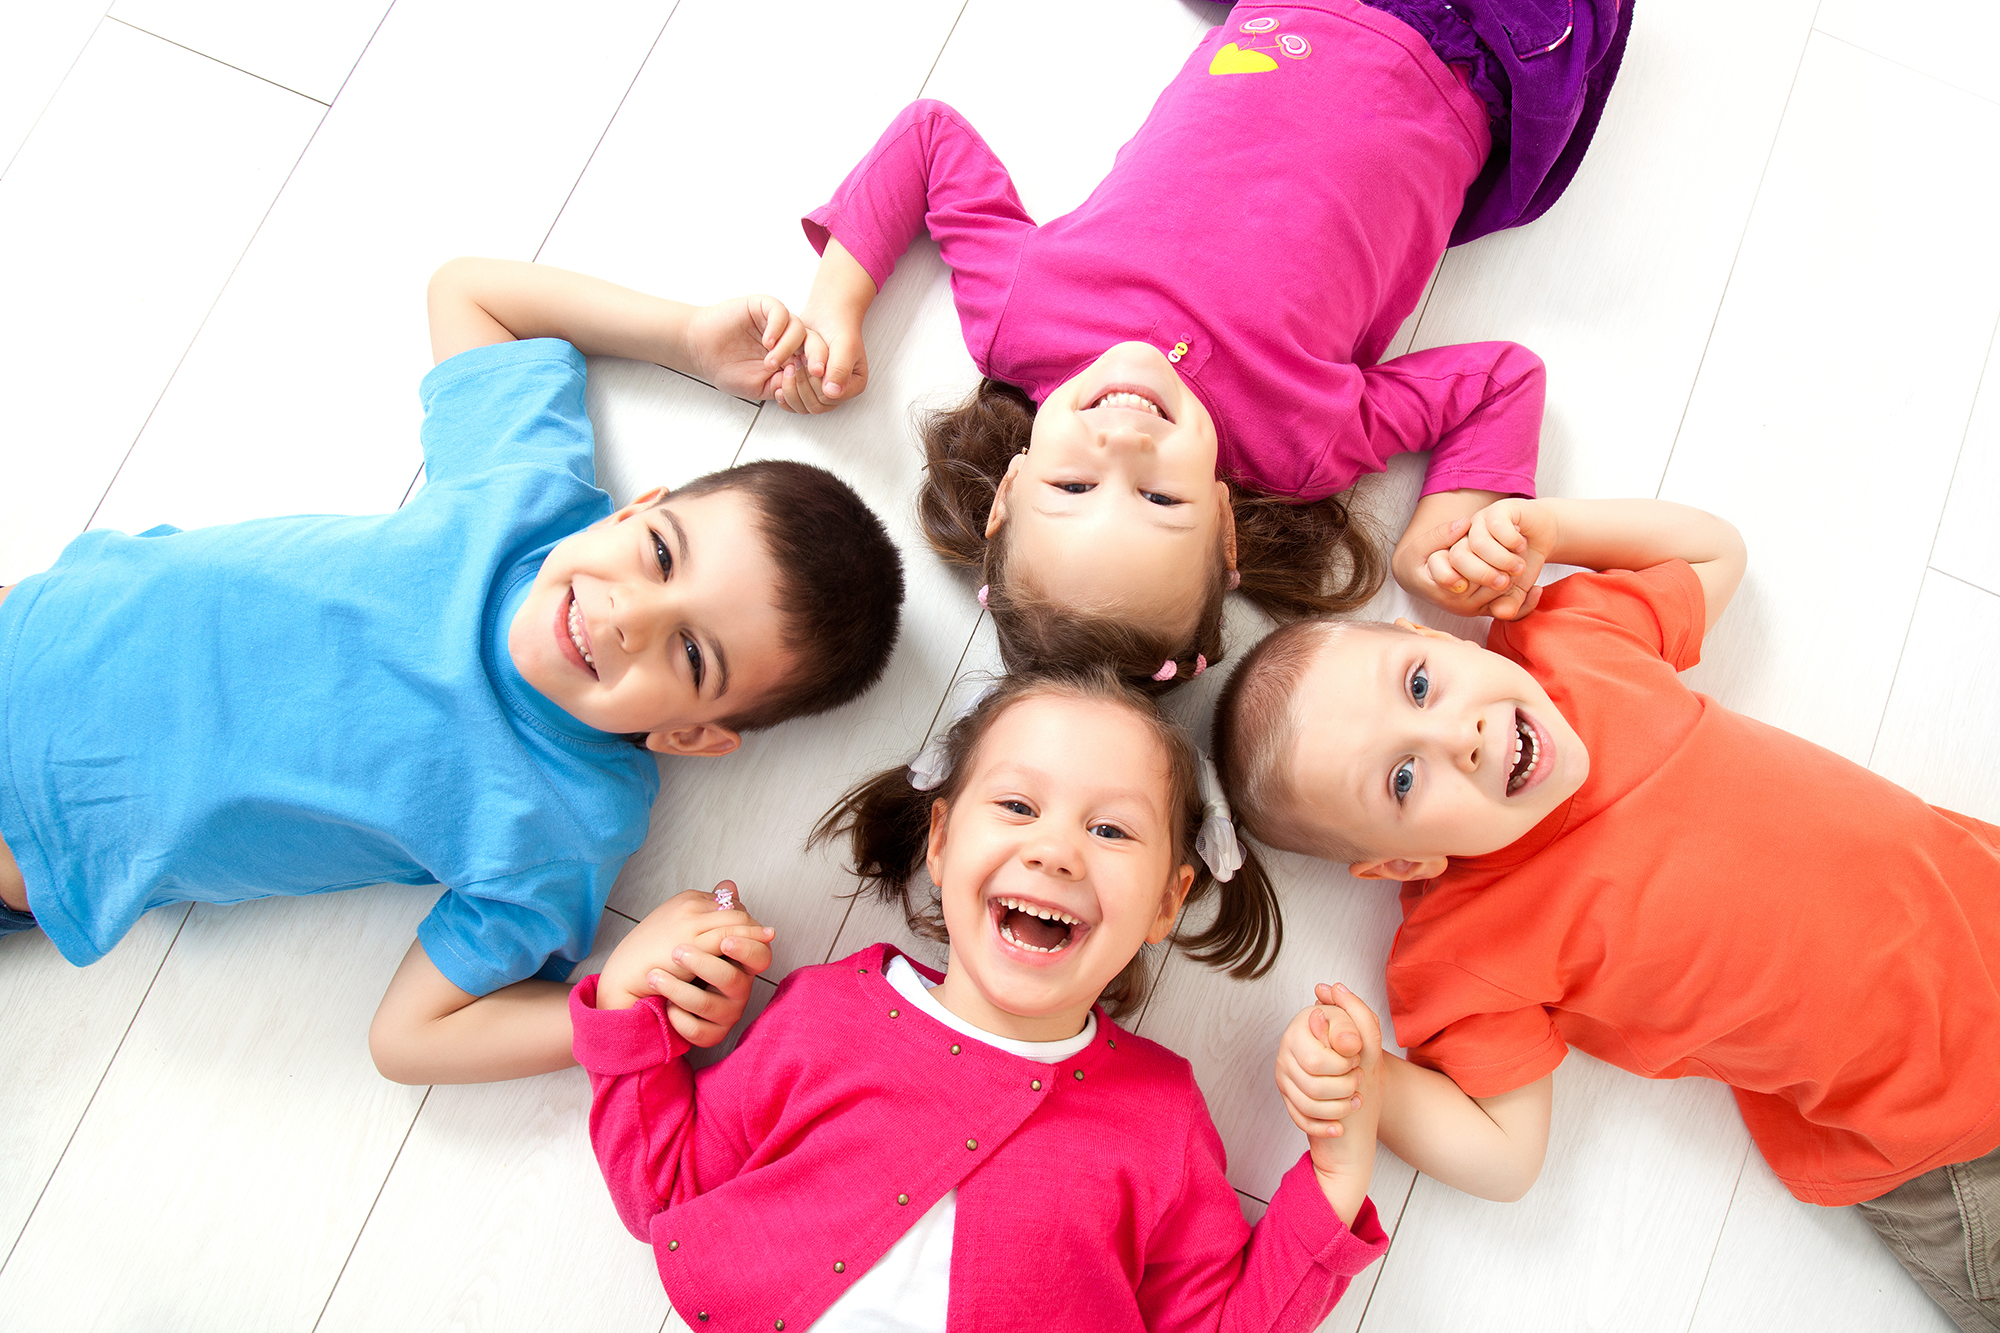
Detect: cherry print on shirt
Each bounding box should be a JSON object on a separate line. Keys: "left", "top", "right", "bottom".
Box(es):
{"left": 1210, "top": 16, "right": 1313, "bottom": 75}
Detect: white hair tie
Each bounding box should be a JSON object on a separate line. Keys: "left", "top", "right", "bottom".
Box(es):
{"left": 1194, "top": 753, "right": 1243, "bottom": 882}
{"left": 908, "top": 681, "right": 1000, "bottom": 792}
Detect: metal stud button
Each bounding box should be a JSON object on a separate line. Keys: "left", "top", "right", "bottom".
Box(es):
{"left": 776, "top": 1322, "right": 786, "bottom": 1331}
{"left": 667, "top": 1240, "right": 679, "bottom": 1251}
{"left": 834, "top": 1261, "right": 846, "bottom": 1273}
{"left": 949, "top": 1044, "right": 961, "bottom": 1055}
{"left": 966, "top": 1139, "right": 978, "bottom": 1151}
{"left": 1031, "top": 1079, "right": 1042, "bottom": 1091}
{"left": 1074, "top": 1070, "right": 1085, "bottom": 1081}
{"left": 697, "top": 1316, "right": 709, "bottom": 1324}
{"left": 888, "top": 1008, "right": 900, "bottom": 1019}
{"left": 897, "top": 1193, "right": 910, "bottom": 1206}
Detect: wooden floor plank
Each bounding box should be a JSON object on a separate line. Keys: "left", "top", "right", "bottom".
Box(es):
{"left": 0, "top": 19, "right": 322, "bottom": 584}
{"left": 107, "top": 0, "right": 392, "bottom": 103}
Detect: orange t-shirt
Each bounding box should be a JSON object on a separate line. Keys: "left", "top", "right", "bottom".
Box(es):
{"left": 1386, "top": 562, "right": 2000, "bottom": 1206}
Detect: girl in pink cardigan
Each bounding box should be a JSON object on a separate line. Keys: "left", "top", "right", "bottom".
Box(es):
{"left": 775, "top": 0, "right": 1627, "bottom": 689}
{"left": 570, "top": 669, "right": 1390, "bottom": 1330}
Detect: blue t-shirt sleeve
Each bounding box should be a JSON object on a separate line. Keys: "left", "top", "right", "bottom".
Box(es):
{"left": 416, "top": 338, "right": 596, "bottom": 489}
{"left": 416, "top": 853, "right": 628, "bottom": 995}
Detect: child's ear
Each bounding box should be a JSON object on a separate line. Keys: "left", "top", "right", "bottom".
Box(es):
{"left": 645, "top": 722, "right": 740, "bottom": 758}
{"left": 606, "top": 486, "right": 670, "bottom": 525}
{"left": 1393, "top": 617, "right": 1461, "bottom": 645}
{"left": 1145, "top": 863, "right": 1198, "bottom": 944}
{"left": 1349, "top": 854, "right": 1449, "bottom": 882}
{"left": 982, "top": 455, "right": 1025, "bottom": 538}
{"left": 924, "top": 799, "right": 951, "bottom": 884}
{"left": 1216, "top": 481, "right": 1237, "bottom": 574}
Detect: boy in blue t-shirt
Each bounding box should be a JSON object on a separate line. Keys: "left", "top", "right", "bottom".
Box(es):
{"left": 0, "top": 258, "right": 905, "bottom": 1084}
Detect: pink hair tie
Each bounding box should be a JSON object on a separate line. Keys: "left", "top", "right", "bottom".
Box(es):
{"left": 1153, "top": 660, "right": 1178, "bottom": 682}
{"left": 976, "top": 584, "right": 989, "bottom": 607}
{"left": 1227, "top": 570, "right": 1240, "bottom": 591}
{"left": 1193, "top": 654, "right": 1207, "bottom": 676}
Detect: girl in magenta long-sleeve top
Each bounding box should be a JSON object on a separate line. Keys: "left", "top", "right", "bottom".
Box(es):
{"left": 571, "top": 670, "right": 1391, "bottom": 1331}
{"left": 778, "top": 0, "right": 1625, "bottom": 689}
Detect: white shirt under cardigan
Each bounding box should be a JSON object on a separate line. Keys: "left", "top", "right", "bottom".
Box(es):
{"left": 814, "top": 956, "right": 1097, "bottom": 1331}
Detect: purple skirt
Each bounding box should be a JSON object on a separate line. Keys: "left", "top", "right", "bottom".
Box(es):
{"left": 1359, "top": 0, "right": 1634, "bottom": 243}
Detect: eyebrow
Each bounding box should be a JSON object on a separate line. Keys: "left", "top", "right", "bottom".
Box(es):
{"left": 660, "top": 506, "right": 730, "bottom": 700}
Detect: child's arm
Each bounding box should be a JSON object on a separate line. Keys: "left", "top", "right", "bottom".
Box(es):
{"left": 1404, "top": 496, "right": 1747, "bottom": 627}
{"left": 1377, "top": 1058, "right": 1553, "bottom": 1201}
{"left": 367, "top": 883, "right": 773, "bottom": 1084}
{"left": 775, "top": 237, "right": 878, "bottom": 414}
{"left": 425, "top": 257, "right": 808, "bottom": 400}
{"left": 1275, "top": 983, "right": 1385, "bottom": 1227}
{"left": 574, "top": 889, "right": 773, "bottom": 1237}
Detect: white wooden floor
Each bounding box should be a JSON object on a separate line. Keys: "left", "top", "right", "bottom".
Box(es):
{"left": 3, "top": 2, "right": 1996, "bottom": 1329}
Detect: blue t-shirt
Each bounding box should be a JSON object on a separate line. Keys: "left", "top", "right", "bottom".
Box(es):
{"left": 0, "top": 339, "right": 660, "bottom": 995}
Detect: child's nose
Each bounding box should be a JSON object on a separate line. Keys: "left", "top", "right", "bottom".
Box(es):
{"left": 1021, "top": 834, "right": 1084, "bottom": 880}
{"left": 1451, "top": 713, "right": 1483, "bottom": 774}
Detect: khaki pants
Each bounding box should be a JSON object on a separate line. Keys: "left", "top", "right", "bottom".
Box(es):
{"left": 1856, "top": 1142, "right": 2000, "bottom": 1331}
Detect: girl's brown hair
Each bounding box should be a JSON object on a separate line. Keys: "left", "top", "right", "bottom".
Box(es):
{"left": 808, "top": 667, "right": 1281, "bottom": 1018}
{"left": 917, "top": 379, "right": 1387, "bottom": 692}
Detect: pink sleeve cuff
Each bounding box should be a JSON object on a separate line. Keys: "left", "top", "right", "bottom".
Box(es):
{"left": 1268, "top": 1156, "right": 1392, "bottom": 1275}
{"left": 570, "top": 974, "right": 693, "bottom": 1075}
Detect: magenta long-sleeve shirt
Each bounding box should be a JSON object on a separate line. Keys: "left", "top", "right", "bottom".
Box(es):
{"left": 804, "top": 0, "right": 1544, "bottom": 502}
{"left": 572, "top": 945, "right": 1388, "bottom": 1332}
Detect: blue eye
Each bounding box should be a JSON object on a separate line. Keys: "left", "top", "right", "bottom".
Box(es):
{"left": 1392, "top": 760, "right": 1416, "bottom": 803}
{"left": 1409, "top": 663, "right": 1431, "bottom": 705}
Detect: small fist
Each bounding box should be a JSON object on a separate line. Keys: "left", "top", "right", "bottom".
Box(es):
{"left": 596, "top": 884, "right": 775, "bottom": 1046}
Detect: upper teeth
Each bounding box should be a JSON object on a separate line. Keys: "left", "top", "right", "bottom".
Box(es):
{"left": 1510, "top": 717, "right": 1539, "bottom": 790}
{"left": 997, "top": 895, "right": 1080, "bottom": 926}
{"left": 1090, "top": 391, "right": 1161, "bottom": 416}
{"left": 567, "top": 596, "right": 593, "bottom": 666}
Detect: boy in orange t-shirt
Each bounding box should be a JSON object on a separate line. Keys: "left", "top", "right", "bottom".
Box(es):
{"left": 1213, "top": 496, "right": 2000, "bottom": 1332}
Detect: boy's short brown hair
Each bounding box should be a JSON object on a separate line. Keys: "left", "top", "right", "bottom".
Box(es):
{"left": 1213, "top": 617, "right": 1404, "bottom": 863}
{"left": 670, "top": 460, "right": 903, "bottom": 733}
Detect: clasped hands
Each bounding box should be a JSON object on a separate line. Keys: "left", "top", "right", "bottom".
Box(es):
{"left": 594, "top": 883, "right": 775, "bottom": 1046}
{"left": 1398, "top": 495, "right": 1562, "bottom": 621}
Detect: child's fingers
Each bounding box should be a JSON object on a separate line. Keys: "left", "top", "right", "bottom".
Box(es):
{"left": 1445, "top": 538, "right": 1514, "bottom": 593}
{"left": 1463, "top": 522, "right": 1528, "bottom": 580}
{"left": 1324, "top": 982, "right": 1384, "bottom": 1053}
{"left": 803, "top": 328, "right": 830, "bottom": 379}
{"left": 652, "top": 966, "right": 742, "bottom": 1025}
{"left": 665, "top": 1003, "right": 733, "bottom": 1048}
{"left": 763, "top": 306, "right": 808, "bottom": 367}
{"left": 1423, "top": 549, "right": 1472, "bottom": 599}
{"left": 671, "top": 944, "right": 753, "bottom": 998}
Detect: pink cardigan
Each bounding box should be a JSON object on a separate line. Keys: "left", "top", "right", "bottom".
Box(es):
{"left": 572, "top": 944, "right": 1388, "bottom": 1331}
{"left": 803, "top": 1, "right": 1544, "bottom": 503}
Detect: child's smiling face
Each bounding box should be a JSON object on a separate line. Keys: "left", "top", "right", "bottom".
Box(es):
{"left": 1289, "top": 622, "right": 1590, "bottom": 879}
{"left": 925, "top": 692, "right": 1195, "bottom": 1042}
{"left": 507, "top": 487, "right": 792, "bottom": 754}
{"left": 987, "top": 342, "right": 1232, "bottom": 639}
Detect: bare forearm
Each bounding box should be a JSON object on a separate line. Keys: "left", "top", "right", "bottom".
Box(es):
{"left": 804, "top": 237, "right": 878, "bottom": 326}
{"left": 427, "top": 257, "right": 703, "bottom": 369}
{"left": 1376, "top": 1055, "right": 1548, "bottom": 1201}
{"left": 1533, "top": 498, "right": 1745, "bottom": 628}
{"left": 370, "top": 977, "right": 576, "bottom": 1084}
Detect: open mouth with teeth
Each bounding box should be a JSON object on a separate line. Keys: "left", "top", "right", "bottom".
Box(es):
{"left": 992, "top": 895, "right": 1088, "bottom": 956}
{"left": 1085, "top": 387, "right": 1171, "bottom": 422}
{"left": 566, "top": 590, "right": 597, "bottom": 678}
{"left": 1506, "top": 709, "right": 1543, "bottom": 795}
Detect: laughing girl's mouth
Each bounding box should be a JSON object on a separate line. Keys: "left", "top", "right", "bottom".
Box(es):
{"left": 993, "top": 895, "right": 1086, "bottom": 954}
{"left": 1507, "top": 709, "right": 1542, "bottom": 795}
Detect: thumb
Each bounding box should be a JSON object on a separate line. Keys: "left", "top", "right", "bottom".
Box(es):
{"left": 823, "top": 333, "right": 862, "bottom": 398}
{"left": 1328, "top": 982, "right": 1384, "bottom": 1051}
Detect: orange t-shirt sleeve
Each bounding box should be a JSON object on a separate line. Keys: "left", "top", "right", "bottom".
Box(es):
{"left": 1498, "top": 561, "right": 1707, "bottom": 672}
{"left": 1389, "top": 959, "right": 1569, "bottom": 1098}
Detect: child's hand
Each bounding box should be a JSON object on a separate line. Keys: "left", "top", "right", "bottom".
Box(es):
{"left": 685, "top": 296, "right": 809, "bottom": 402}
{"left": 1279, "top": 982, "right": 1384, "bottom": 1225}
{"left": 595, "top": 883, "right": 775, "bottom": 1047}
{"left": 777, "top": 307, "right": 869, "bottom": 414}
{"left": 1412, "top": 497, "right": 1558, "bottom": 621}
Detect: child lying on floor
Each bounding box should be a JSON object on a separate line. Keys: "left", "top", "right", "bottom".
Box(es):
{"left": 0, "top": 258, "right": 903, "bottom": 1084}
{"left": 573, "top": 668, "right": 1390, "bottom": 1330}
{"left": 1213, "top": 495, "right": 2000, "bottom": 1331}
